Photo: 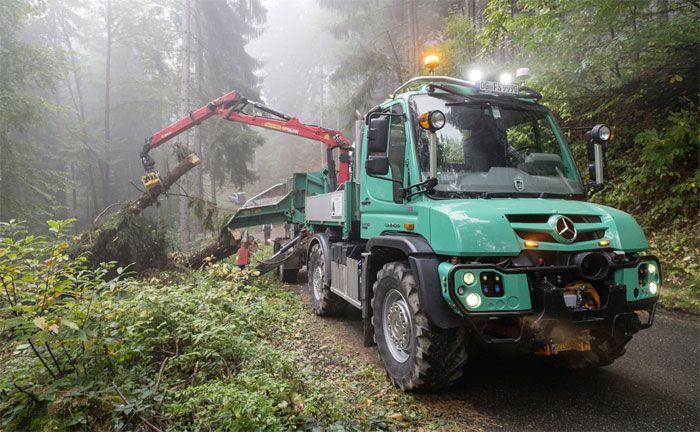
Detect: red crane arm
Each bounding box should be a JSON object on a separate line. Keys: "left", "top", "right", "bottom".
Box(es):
{"left": 141, "top": 90, "right": 351, "bottom": 187}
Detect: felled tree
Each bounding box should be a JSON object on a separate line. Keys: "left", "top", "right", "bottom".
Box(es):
{"left": 77, "top": 154, "right": 204, "bottom": 272}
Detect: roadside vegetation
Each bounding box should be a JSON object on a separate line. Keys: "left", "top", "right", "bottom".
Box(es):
{"left": 1, "top": 220, "right": 483, "bottom": 430}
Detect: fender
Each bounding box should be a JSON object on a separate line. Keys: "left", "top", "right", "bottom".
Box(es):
{"left": 307, "top": 232, "right": 332, "bottom": 285}
{"left": 366, "top": 234, "right": 434, "bottom": 255}
{"left": 366, "top": 234, "right": 463, "bottom": 329}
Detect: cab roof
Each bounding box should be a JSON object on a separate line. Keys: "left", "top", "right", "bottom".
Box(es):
{"left": 390, "top": 75, "right": 542, "bottom": 103}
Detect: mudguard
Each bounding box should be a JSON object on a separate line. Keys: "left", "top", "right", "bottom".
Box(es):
{"left": 308, "top": 232, "right": 332, "bottom": 285}
{"left": 367, "top": 235, "right": 463, "bottom": 329}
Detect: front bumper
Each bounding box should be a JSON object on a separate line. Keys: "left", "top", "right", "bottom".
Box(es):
{"left": 440, "top": 256, "right": 660, "bottom": 344}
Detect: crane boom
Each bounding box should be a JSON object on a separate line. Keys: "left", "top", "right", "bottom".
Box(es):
{"left": 140, "top": 90, "right": 351, "bottom": 190}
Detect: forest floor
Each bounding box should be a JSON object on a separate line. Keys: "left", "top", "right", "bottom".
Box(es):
{"left": 272, "top": 274, "right": 491, "bottom": 431}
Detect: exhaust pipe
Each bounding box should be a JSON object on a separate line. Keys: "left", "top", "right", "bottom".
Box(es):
{"left": 571, "top": 252, "right": 610, "bottom": 280}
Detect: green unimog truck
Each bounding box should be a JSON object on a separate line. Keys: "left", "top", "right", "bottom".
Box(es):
{"left": 227, "top": 71, "right": 661, "bottom": 391}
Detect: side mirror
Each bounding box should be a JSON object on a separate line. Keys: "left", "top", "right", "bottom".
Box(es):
{"left": 367, "top": 116, "right": 389, "bottom": 153}
{"left": 365, "top": 156, "right": 389, "bottom": 175}
{"left": 587, "top": 124, "right": 611, "bottom": 185}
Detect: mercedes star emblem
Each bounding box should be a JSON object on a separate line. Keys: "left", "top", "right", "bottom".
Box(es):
{"left": 550, "top": 215, "right": 577, "bottom": 243}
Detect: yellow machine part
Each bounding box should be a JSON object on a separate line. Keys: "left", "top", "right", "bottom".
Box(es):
{"left": 564, "top": 281, "right": 602, "bottom": 310}
{"left": 537, "top": 330, "right": 592, "bottom": 356}
{"left": 141, "top": 172, "right": 161, "bottom": 190}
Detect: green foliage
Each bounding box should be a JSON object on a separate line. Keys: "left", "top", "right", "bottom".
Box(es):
{"left": 0, "top": 219, "right": 117, "bottom": 429}
{"left": 0, "top": 1, "right": 66, "bottom": 227}
{"left": 601, "top": 108, "right": 699, "bottom": 226}
{"left": 0, "top": 223, "right": 333, "bottom": 430}
{"left": 647, "top": 221, "right": 700, "bottom": 314}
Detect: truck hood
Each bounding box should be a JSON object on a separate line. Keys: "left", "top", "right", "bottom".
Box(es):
{"left": 427, "top": 198, "right": 647, "bottom": 256}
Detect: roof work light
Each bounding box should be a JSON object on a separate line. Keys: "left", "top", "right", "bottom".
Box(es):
{"left": 468, "top": 69, "right": 482, "bottom": 82}
{"left": 424, "top": 55, "right": 440, "bottom": 74}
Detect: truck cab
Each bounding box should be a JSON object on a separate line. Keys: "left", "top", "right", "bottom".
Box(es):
{"left": 239, "top": 74, "right": 660, "bottom": 391}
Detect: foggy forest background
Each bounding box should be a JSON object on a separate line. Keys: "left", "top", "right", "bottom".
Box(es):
{"left": 1, "top": 0, "right": 698, "bottom": 289}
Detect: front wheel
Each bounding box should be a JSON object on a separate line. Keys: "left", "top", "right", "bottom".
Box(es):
{"left": 372, "top": 261, "right": 467, "bottom": 391}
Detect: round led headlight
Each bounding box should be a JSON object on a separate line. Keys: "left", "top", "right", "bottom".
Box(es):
{"left": 591, "top": 124, "right": 611, "bottom": 143}
{"left": 500, "top": 73, "right": 513, "bottom": 84}
{"left": 648, "top": 263, "right": 657, "bottom": 274}
{"left": 465, "top": 292, "right": 481, "bottom": 308}
{"left": 418, "top": 110, "right": 446, "bottom": 132}
{"left": 429, "top": 110, "right": 446, "bottom": 130}
{"left": 463, "top": 272, "right": 476, "bottom": 285}
{"left": 649, "top": 281, "right": 658, "bottom": 295}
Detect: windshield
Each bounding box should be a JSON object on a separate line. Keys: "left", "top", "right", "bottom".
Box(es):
{"left": 410, "top": 94, "right": 584, "bottom": 197}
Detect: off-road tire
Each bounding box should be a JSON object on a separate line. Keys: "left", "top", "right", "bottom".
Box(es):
{"left": 555, "top": 332, "right": 631, "bottom": 369}
{"left": 307, "top": 242, "right": 344, "bottom": 316}
{"left": 372, "top": 261, "right": 467, "bottom": 391}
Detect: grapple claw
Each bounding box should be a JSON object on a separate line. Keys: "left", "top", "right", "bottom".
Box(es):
{"left": 141, "top": 172, "right": 161, "bottom": 190}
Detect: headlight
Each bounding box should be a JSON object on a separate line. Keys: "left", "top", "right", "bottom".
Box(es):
{"left": 468, "top": 69, "right": 482, "bottom": 82}
{"left": 418, "top": 110, "right": 446, "bottom": 132}
{"left": 463, "top": 272, "right": 475, "bottom": 285}
{"left": 648, "top": 263, "right": 656, "bottom": 274}
{"left": 499, "top": 73, "right": 513, "bottom": 84}
{"left": 649, "top": 281, "right": 658, "bottom": 295}
{"left": 591, "top": 124, "right": 611, "bottom": 143}
{"left": 465, "top": 292, "right": 482, "bottom": 308}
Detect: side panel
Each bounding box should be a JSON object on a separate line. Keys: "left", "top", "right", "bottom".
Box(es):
{"left": 306, "top": 191, "right": 345, "bottom": 224}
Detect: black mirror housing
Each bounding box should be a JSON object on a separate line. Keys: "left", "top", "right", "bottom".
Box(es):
{"left": 367, "top": 116, "right": 389, "bottom": 153}
{"left": 365, "top": 156, "right": 390, "bottom": 175}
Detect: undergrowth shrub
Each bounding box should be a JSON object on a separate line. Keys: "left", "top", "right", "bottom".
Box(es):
{"left": 0, "top": 219, "right": 333, "bottom": 431}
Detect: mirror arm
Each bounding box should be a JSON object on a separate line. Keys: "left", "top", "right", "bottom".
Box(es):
{"left": 403, "top": 177, "right": 438, "bottom": 201}
{"left": 586, "top": 182, "right": 604, "bottom": 195}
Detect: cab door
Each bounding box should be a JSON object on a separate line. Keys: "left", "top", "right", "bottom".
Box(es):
{"left": 360, "top": 102, "right": 412, "bottom": 239}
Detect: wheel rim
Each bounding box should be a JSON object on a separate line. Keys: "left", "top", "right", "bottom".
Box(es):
{"left": 312, "top": 253, "right": 323, "bottom": 301}
{"left": 382, "top": 288, "right": 413, "bottom": 363}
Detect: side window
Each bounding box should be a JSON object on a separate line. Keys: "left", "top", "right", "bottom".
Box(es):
{"left": 388, "top": 104, "right": 406, "bottom": 203}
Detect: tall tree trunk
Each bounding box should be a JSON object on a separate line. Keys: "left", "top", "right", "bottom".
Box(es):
{"left": 179, "top": 0, "right": 192, "bottom": 250}
{"left": 102, "top": 0, "right": 113, "bottom": 211}
{"left": 408, "top": 0, "right": 419, "bottom": 75}
{"left": 87, "top": 167, "right": 99, "bottom": 220}
{"left": 194, "top": 2, "right": 205, "bottom": 235}
{"left": 208, "top": 160, "right": 218, "bottom": 228}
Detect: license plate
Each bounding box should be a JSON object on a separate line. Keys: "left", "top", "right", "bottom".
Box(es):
{"left": 478, "top": 81, "right": 519, "bottom": 95}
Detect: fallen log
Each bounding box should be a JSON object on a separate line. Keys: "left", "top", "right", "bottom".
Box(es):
{"left": 185, "top": 229, "right": 241, "bottom": 269}
{"left": 75, "top": 153, "right": 202, "bottom": 272}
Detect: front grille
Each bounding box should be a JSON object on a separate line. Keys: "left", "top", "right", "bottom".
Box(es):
{"left": 507, "top": 214, "right": 605, "bottom": 244}
{"left": 514, "top": 229, "right": 605, "bottom": 243}
{"left": 506, "top": 214, "right": 601, "bottom": 223}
